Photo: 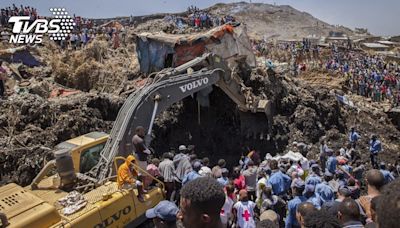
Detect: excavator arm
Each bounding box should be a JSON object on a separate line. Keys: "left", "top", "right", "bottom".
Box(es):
{"left": 89, "top": 54, "right": 272, "bottom": 182}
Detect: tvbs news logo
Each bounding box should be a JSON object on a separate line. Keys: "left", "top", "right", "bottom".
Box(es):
{"left": 9, "top": 8, "right": 75, "bottom": 44}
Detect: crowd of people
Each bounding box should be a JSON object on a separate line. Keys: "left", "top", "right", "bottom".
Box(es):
{"left": 186, "top": 5, "right": 235, "bottom": 29}
{"left": 116, "top": 126, "right": 399, "bottom": 228}
{"left": 164, "top": 5, "right": 236, "bottom": 31}
{"left": 329, "top": 50, "right": 400, "bottom": 107}
{"left": 0, "top": 4, "right": 39, "bottom": 27}
{"left": 54, "top": 14, "right": 126, "bottom": 50}
{"left": 253, "top": 38, "right": 400, "bottom": 107}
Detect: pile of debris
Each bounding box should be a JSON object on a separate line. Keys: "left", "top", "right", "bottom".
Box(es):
{"left": 0, "top": 93, "right": 123, "bottom": 185}
{"left": 0, "top": 3, "right": 399, "bottom": 187}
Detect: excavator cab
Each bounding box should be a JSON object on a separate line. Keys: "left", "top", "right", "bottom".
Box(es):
{"left": 54, "top": 132, "right": 109, "bottom": 173}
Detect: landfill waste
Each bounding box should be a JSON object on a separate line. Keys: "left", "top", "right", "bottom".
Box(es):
{"left": 0, "top": 2, "right": 399, "bottom": 187}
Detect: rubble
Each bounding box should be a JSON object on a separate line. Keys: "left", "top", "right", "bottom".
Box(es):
{"left": 0, "top": 93, "right": 124, "bottom": 185}
{"left": 0, "top": 3, "right": 399, "bottom": 187}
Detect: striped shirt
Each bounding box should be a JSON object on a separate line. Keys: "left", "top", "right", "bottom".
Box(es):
{"left": 158, "top": 158, "right": 175, "bottom": 183}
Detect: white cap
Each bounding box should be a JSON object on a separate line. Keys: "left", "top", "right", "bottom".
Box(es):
{"left": 178, "top": 145, "right": 187, "bottom": 151}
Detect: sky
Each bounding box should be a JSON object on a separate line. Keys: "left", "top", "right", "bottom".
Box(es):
{"left": 1, "top": 0, "right": 399, "bottom": 36}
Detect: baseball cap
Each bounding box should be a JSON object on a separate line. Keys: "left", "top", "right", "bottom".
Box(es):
{"left": 192, "top": 161, "right": 202, "bottom": 169}
{"left": 304, "top": 184, "right": 315, "bottom": 193}
{"left": 324, "top": 171, "right": 333, "bottom": 177}
{"left": 221, "top": 168, "right": 229, "bottom": 174}
{"left": 178, "top": 145, "right": 187, "bottom": 151}
{"left": 146, "top": 200, "right": 179, "bottom": 221}
{"left": 338, "top": 159, "right": 347, "bottom": 165}
{"left": 311, "top": 164, "right": 320, "bottom": 169}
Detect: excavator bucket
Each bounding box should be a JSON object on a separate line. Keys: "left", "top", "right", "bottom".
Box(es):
{"left": 239, "top": 111, "right": 270, "bottom": 140}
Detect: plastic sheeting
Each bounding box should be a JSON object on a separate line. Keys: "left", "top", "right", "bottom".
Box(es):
{"left": 336, "top": 94, "right": 355, "bottom": 108}
{"left": 265, "top": 151, "right": 307, "bottom": 162}
{"left": 0, "top": 47, "right": 42, "bottom": 67}
{"left": 136, "top": 36, "right": 175, "bottom": 73}
{"left": 58, "top": 191, "right": 87, "bottom": 215}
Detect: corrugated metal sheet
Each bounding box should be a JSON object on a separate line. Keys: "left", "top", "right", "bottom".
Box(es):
{"left": 362, "top": 43, "right": 389, "bottom": 48}
{"left": 135, "top": 24, "right": 255, "bottom": 73}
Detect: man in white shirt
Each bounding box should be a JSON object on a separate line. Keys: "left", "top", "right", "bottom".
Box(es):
{"left": 199, "top": 157, "right": 212, "bottom": 177}
{"left": 233, "top": 189, "right": 256, "bottom": 228}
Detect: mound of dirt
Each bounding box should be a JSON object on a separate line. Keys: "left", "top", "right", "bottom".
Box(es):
{"left": 207, "top": 2, "right": 354, "bottom": 39}
{"left": 51, "top": 39, "right": 139, "bottom": 94}
{"left": 0, "top": 93, "right": 124, "bottom": 185}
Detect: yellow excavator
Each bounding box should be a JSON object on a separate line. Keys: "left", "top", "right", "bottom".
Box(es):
{"left": 0, "top": 53, "right": 273, "bottom": 227}
{"left": 0, "top": 131, "right": 165, "bottom": 228}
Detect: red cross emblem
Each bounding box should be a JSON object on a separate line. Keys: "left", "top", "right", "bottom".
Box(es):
{"left": 242, "top": 210, "right": 251, "bottom": 221}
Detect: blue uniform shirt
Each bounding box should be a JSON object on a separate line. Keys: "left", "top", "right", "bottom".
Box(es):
{"left": 267, "top": 170, "right": 291, "bottom": 196}
{"left": 369, "top": 140, "right": 382, "bottom": 154}
{"left": 285, "top": 196, "right": 306, "bottom": 228}
{"left": 349, "top": 131, "right": 361, "bottom": 143}
{"left": 182, "top": 171, "right": 200, "bottom": 185}
{"left": 380, "top": 169, "right": 395, "bottom": 184}
{"left": 338, "top": 178, "right": 347, "bottom": 188}
{"left": 305, "top": 193, "right": 322, "bottom": 209}
{"left": 326, "top": 156, "right": 337, "bottom": 174}
{"left": 217, "top": 176, "right": 229, "bottom": 187}
{"left": 315, "top": 182, "right": 335, "bottom": 202}
{"left": 305, "top": 174, "right": 322, "bottom": 187}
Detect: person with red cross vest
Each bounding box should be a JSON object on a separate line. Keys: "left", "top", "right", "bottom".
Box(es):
{"left": 233, "top": 189, "right": 256, "bottom": 228}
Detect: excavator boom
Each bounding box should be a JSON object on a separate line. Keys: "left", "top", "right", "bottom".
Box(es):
{"left": 89, "top": 54, "right": 272, "bottom": 182}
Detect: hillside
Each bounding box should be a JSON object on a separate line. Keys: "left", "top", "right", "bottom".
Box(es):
{"left": 206, "top": 2, "right": 353, "bottom": 39}
{"left": 96, "top": 2, "right": 354, "bottom": 40}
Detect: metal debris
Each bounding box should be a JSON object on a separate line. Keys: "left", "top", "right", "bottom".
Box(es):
{"left": 58, "top": 191, "right": 87, "bottom": 215}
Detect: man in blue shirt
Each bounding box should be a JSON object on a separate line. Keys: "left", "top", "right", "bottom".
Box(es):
{"left": 315, "top": 171, "right": 335, "bottom": 203}
{"left": 217, "top": 168, "right": 230, "bottom": 187}
{"left": 348, "top": 127, "right": 361, "bottom": 148}
{"left": 369, "top": 135, "right": 382, "bottom": 169}
{"left": 182, "top": 161, "right": 201, "bottom": 185}
{"left": 286, "top": 179, "right": 306, "bottom": 228}
{"left": 267, "top": 160, "right": 291, "bottom": 196}
{"left": 325, "top": 150, "right": 337, "bottom": 174}
{"left": 303, "top": 184, "right": 322, "bottom": 209}
{"left": 379, "top": 162, "right": 395, "bottom": 184}
{"left": 305, "top": 164, "right": 322, "bottom": 187}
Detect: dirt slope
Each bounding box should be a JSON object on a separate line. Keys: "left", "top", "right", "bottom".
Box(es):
{"left": 206, "top": 2, "right": 353, "bottom": 39}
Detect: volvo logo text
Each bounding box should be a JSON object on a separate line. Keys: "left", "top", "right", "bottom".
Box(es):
{"left": 179, "top": 78, "right": 209, "bottom": 93}
{"left": 94, "top": 205, "right": 131, "bottom": 228}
